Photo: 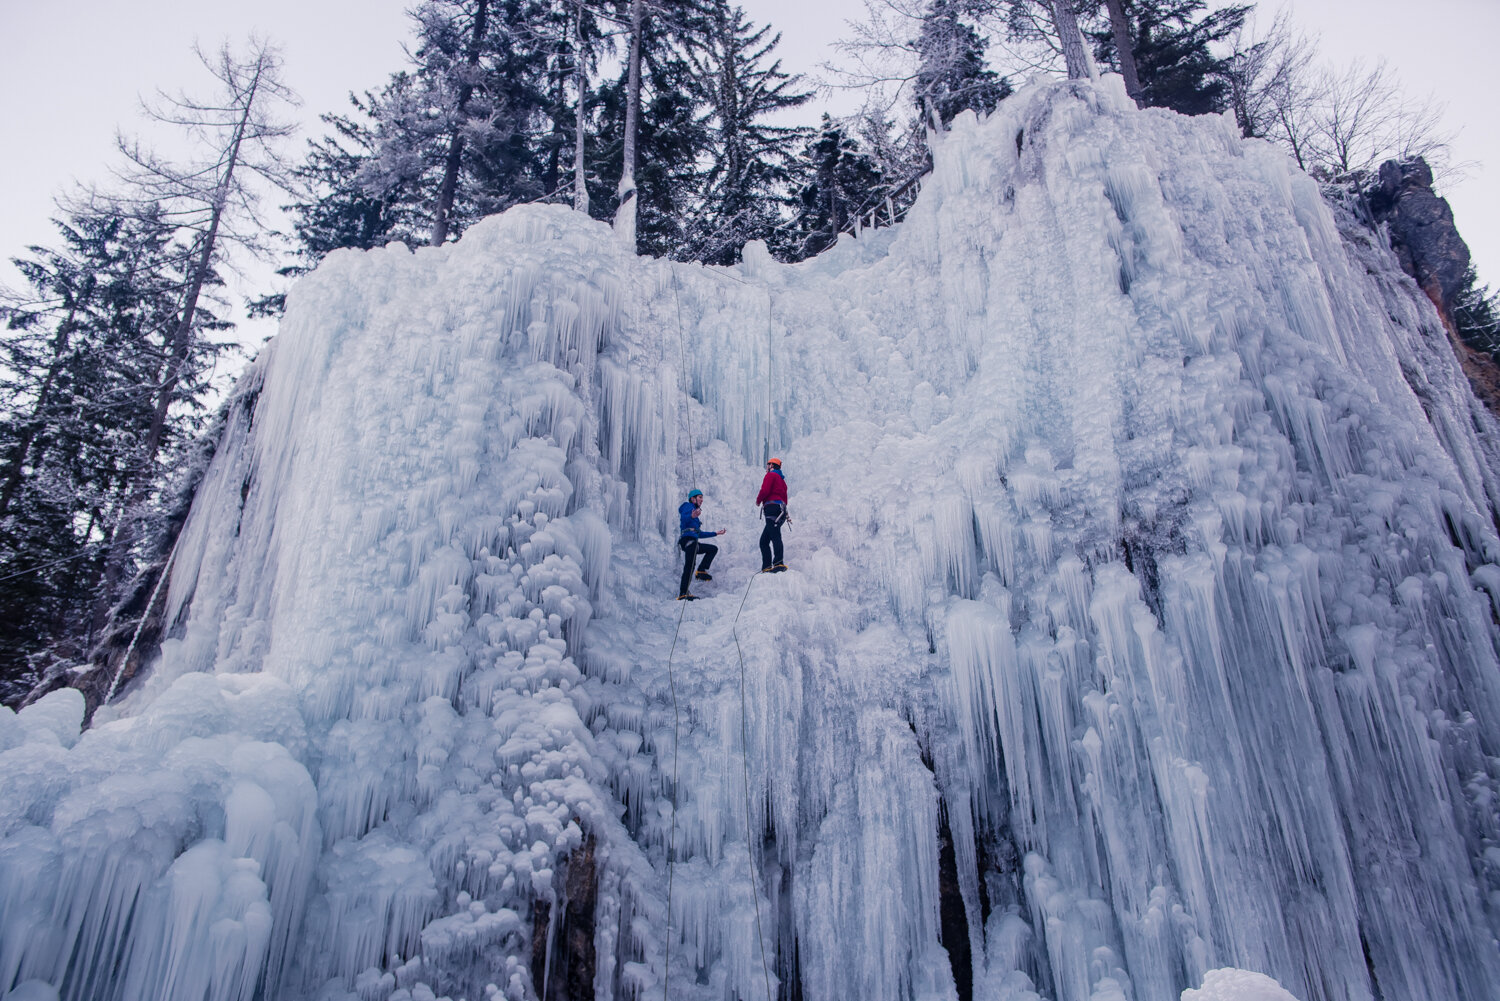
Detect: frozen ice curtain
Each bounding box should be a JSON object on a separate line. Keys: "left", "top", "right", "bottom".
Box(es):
{"left": 4, "top": 75, "right": 1500, "bottom": 1001}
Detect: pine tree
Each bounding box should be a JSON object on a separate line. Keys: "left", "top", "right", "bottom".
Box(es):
{"left": 775, "top": 116, "right": 889, "bottom": 260}
{"left": 295, "top": 91, "right": 425, "bottom": 257}
{"left": 682, "top": 2, "right": 812, "bottom": 265}
{"left": 1454, "top": 268, "right": 1500, "bottom": 361}
{"left": 275, "top": 0, "right": 701, "bottom": 290}
{"left": 426, "top": 0, "right": 499, "bottom": 244}
{"left": 506, "top": 0, "right": 617, "bottom": 218}
{"left": 251, "top": 88, "right": 426, "bottom": 318}
{"left": 854, "top": 109, "right": 929, "bottom": 188}
{"left": 588, "top": 3, "right": 715, "bottom": 258}
{"left": 914, "top": 0, "right": 1012, "bottom": 129}
{"left": 272, "top": 1, "right": 586, "bottom": 289}
{"left": 1089, "top": 0, "right": 1249, "bottom": 116}
{"left": 0, "top": 207, "right": 189, "bottom": 701}
{"left": 360, "top": 0, "right": 559, "bottom": 247}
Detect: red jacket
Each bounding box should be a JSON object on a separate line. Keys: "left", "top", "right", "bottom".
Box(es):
{"left": 756, "top": 469, "right": 787, "bottom": 506}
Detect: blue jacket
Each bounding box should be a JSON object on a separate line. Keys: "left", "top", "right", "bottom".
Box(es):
{"left": 679, "top": 500, "right": 716, "bottom": 540}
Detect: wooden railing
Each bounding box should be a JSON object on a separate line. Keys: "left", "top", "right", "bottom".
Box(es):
{"left": 840, "top": 171, "right": 926, "bottom": 237}
{"left": 525, "top": 176, "right": 579, "bottom": 207}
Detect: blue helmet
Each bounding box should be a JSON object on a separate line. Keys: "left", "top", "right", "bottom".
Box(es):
{"left": 687, "top": 489, "right": 703, "bottom": 499}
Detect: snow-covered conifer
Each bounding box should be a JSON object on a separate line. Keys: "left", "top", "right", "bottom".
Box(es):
{"left": 1087, "top": 0, "right": 1249, "bottom": 115}
{"left": 775, "top": 115, "right": 889, "bottom": 260}
{"left": 588, "top": 2, "right": 715, "bottom": 259}
{"left": 681, "top": 1, "right": 811, "bottom": 264}
{"left": 914, "top": 0, "right": 1012, "bottom": 129}
{"left": 0, "top": 207, "right": 201, "bottom": 701}
{"left": 358, "top": 0, "right": 559, "bottom": 246}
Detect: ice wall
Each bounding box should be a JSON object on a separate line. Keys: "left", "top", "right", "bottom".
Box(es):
{"left": 4, "top": 75, "right": 1500, "bottom": 1001}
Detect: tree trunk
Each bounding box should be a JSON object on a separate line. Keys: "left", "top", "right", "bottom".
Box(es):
{"left": 923, "top": 95, "right": 942, "bottom": 133}
{"left": 572, "top": 0, "right": 589, "bottom": 214}
{"left": 431, "top": 0, "right": 491, "bottom": 246}
{"left": 1050, "top": 0, "right": 1095, "bottom": 81}
{"left": 92, "top": 58, "right": 263, "bottom": 637}
{"left": 718, "top": 9, "right": 742, "bottom": 217}
{"left": 544, "top": 66, "right": 566, "bottom": 194}
{"left": 1103, "top": 0, "right": 1142, "bottom": 104}
{"left": 612, "top": 0, "right": 644, "bottom": 250}
{"left": 93, "top": 202, "right": 227, "bottom": 635}
{"left": 1279, "top": 106, "right": 1308, "bottom": 171}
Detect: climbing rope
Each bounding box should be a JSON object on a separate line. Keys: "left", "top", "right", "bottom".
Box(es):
{"left": 732, "top": 572, "right": 777, "bottom": 1001}
{"left": 0, "top": 544, "right": 102, "bottom": 586}
{"left": 104, "top": 527, "right": 185, "bottom": 705}
{"left": 662, "top": 261, "right": 776, "bottom": 1001}
{"left": 662, "top": 597, "right": 687, "bottom": 1001}
{"left": 670, "top": 270, "right": 697, "bottom": 488}
{"left": 765, "top": 290, "right": 774, "bottom": 466}
{"left": 660, "top": 575, "right": 777, "bottom": 1001}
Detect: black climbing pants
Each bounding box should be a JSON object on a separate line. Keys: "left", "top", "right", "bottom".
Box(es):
{"left": 679, "top": 537, "right": 718, "bottom": 595}
{"left": 759, "top": 503, "right": 785, "bottom": 569}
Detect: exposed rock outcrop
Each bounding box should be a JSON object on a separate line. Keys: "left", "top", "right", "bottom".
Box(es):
{"left": 1367, "top": 158, "right": 1470, "bottom": 319}
{"left": 1365, "top": 158, "right": 1500, "bottom": 413}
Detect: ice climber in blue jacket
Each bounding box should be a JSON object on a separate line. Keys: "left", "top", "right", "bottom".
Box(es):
{"left": 678, "top": 488, "right": 725, "bottom": 600}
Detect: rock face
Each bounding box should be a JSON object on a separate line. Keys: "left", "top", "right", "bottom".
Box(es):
{"left": 1365, "top": 158, "right": 1500, "bottom": 413}
{"left": 1366, "top": 158, "right": 1471, "bottom": 320}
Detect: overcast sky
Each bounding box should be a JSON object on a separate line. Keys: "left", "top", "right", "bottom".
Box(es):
{"left": 2, "top": 0, "right": 1496, "bottom": 332}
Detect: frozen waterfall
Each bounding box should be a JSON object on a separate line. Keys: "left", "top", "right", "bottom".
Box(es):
{"left": 4, "top": 76, "right": 1500, "bottom": 1001}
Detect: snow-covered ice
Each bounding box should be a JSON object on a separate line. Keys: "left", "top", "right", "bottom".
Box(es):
{"left": 4, "top": 75, "right": 1500, "bottom": 1001}
{"left": 1180, "top": 969, "right": 1303, "bottom": 1001}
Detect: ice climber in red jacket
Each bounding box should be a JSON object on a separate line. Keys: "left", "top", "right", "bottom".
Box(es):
{"left": 755, "top": 458, "right": 789, "bottom": 572}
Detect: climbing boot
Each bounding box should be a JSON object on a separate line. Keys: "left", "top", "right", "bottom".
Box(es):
{"left": 771, "top": 563, "right": 787, "bottom": 573}
{"left": 695, "top": 571, "right": 713, "bottom": 581}
{"left": 677, "top": 593, "right": 698, "bottom": 601}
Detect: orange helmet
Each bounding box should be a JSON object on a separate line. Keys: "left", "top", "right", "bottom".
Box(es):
{"left": 767, "top": 457, "right": 782, "bottom": 468}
